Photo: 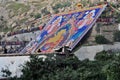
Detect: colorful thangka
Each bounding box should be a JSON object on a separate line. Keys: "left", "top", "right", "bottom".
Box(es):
{"left": 21, "top": 4, "right": 107, "bottom": 54}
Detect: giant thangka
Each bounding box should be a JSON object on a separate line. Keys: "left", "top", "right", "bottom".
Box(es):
{"left": 21, "top": 4, "right": 107, "bottom": 54}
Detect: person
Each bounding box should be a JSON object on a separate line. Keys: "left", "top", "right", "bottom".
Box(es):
{"left": 9, "top": 45, "right": 14, "bottom": 53}
{"left": 62, "top": 46, "right": 70, "bottom": 56}
{"left": 4, "top": 47, "right": 7, "bottom": 54}
{"left": 0, "top": 35, "right": 1, "bottom": 40}
{"left": 37, "top": 49, "right": 41, "bottom": 53}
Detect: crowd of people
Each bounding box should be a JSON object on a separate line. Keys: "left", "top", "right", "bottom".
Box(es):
{"left": 0, "top": 41, "right": 29, "bottom": 54}
{"left": 0, "top": 41, "right": 28, "bottom": 46}
{"left": 7, "top": 24, "right": 45, "bottom": 37}
{"left": 96, "top": 18, "right": 115, "bottom": 24}
{"left": 0, "top": 23, "right": 46, "bottom": 54}
{"left": 6, "top": 45, "right": 25, "bottom": 53}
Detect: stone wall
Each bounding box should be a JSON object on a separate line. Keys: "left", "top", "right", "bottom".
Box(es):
{"left": 100, "top": 23, "right": 118, "bottom": 42}
{"left": 87, "top": 23, "right": 119, "bottom": 43}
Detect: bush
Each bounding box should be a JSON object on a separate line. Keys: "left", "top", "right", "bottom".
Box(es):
{"left": 62, "top": 2, "right": 71, "bottom": 7}
{"left": 95, "top": 35, "right": 110, "bottom": 44}
{"left": 94, "top": 51, "right": 113, "bottom": 61}
{"left": 113, "top": 31, "right": 120, "bottom": 42}
{"left": 52, "top": 3, "right": 63, "bottom": 10}
{"left": 34, "top": 13, "right": 41, "bottom": 19}
{"left": 41, "top": 7, "right": 50, "bottom": 16}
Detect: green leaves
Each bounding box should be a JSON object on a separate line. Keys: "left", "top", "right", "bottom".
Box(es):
{"left": 102, "top": 61, "right": 120, "bottom": 80}
{"left": 34, "top": 13, "right": 41, "bottom": 19}
{"left": 41, "top": 7, "right": 50, "bottom": 16}
{"left": 95, "top": 35, "right": 110, "bottom": 44}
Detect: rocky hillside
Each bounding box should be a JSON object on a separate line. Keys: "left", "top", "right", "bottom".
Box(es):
{"left": 0, "top": 0, "right": 82, "bottom": 35}
{"left": 1, "top": 0, "right": 117, "bottom": 36}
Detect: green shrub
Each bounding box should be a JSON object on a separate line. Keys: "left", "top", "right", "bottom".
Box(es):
{"left": 62, "top": 1, "right": 71, "bottom": 7}
{"left": 34, "top": 13, "right": 41, "bottom": 19}
{"left": 52, "top": 3, "right": 63, "bottom": 10}
{"left": 113, "top": 31, "right": 120, "bottom": 42}
{"left": 95, "top": 35, "right": 110, "bottom": 44}
{"left": 41, "top": 7, "right": 50, "bottom": 16}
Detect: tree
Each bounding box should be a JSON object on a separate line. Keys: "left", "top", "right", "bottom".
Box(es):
{"left": 102, "top": 61, "right": 120, "bottom": 80}
{"left": 96, "top": 51, "right": 120, "bottom": 80}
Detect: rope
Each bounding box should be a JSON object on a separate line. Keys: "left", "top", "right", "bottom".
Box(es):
{"left": 108, "top": 3, "right": 120, "bottom": 13}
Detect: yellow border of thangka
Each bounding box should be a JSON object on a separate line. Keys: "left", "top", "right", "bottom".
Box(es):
{"left": 54, "top": 4, "right": 107, "bottom": 16}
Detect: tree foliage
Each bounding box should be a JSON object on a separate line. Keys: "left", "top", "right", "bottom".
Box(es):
{"left": 2, "top": 51, "right": 120, "bottom": 80}
{"left": 95, "top": 35, "right": 110, "bottom": 44}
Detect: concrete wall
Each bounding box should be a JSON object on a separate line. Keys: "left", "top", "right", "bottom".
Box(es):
{"left": 74, "top": 42, "right": 120, "bottom": 60}
{"left": 74, "top": 45, "right": 103, "bottom": 60}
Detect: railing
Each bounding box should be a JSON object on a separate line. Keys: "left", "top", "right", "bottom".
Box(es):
{"left": 0, "top": 52, "right": 65, "bottom": 57}
{"left": 0, "top": 41, "right": 28, "bottom": 46}
{"left": 7, "top": 27, "right": 41, "bottom": 37}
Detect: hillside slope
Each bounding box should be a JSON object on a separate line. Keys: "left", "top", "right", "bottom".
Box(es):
{"left": 0, "top": 0, "right": 82, "bottom": 34}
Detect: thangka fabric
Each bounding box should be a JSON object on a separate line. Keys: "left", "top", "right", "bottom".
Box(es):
{"left": 21, "top": 4, "right": 107, "bottom": 54}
